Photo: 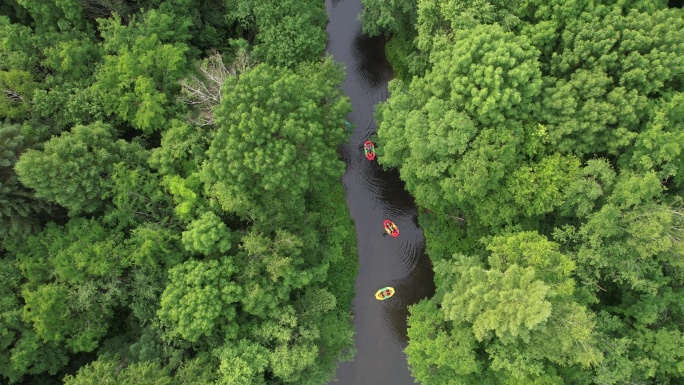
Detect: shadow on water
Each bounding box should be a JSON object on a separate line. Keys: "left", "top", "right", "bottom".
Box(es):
{"left": 352, "top": 33, "right": 392, "bottom": 90}
{"left": 325, "top": 0, "right": 436, "bottom": 384}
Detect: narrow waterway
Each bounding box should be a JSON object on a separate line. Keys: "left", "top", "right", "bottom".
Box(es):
{"left": 325, "top": 0, "right": 436, "bottom": 384}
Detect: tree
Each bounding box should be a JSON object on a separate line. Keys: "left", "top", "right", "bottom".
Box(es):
{"left": 106, "top": 162, "right": 178, "bottom": 230}
{"left": 15, "top": 121, "right": 145, "bottom": 214}
{"left": 568, "top": 197, "right": 683, "bottom": 294}
{"left": 17, "top": 218, "right": 127, "bottom": 353}
{"left": 201, "top": 59, "right": 349, "bottom": 226}
{"left": 360, "top": 0, "right": 417, "bottom": 37}
{"left": 0, "top": 69, "right": 36, "bottom": 120}
{"left": 376, "top": 24, "right": 580, "bottom": 228}
{"left": 94, "top": 10, "right": 191, "bottom": 132}
{"left": 406, "top": 232, "right": 601, "bottom": 383}
{"left": 216, "top": 340, "right": 269, "bottom": 385}
{"left": 224, "top": 0, "right": 327, "bottom": 67}
{"left": 621, "top": 92, "right": 684, "bottom": 189}
{"left": 0, "top": 123, "right": 50, "bottom": 241}
{"left": 149, "top": 120, "right": 210, "bottom": 177}
{"left": 540, "top": 7, "right": 684, "bottom": 157}
{"left": 180, "top": 49, "right": 250, "bottom": 126}
{"left": 426, "top": 23, "right": 542, "bottom": 127}
{"left": 157, "top": 257, "right": 241, "bottom": 342}
{"left": 251, "top": 0, "right": 327, "bottom": 67}
{"left": 405, "top": 299, "right": 485, "bottom": 385}
{"left": 14, "top": 0, "right": 88, "bottom": 32}
{"left": 62, "top": 356, "right": 173, "bottom": 385}
{"left": 181, "top": 211, "right": 232, "bottom": 255}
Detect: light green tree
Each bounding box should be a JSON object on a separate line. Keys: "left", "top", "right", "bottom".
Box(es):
{"left": 15, "top": 122, "right": 144, "bottom": 214}
{"left": 94, "top": 10, "right": 190, "bottom": 132}
{"left": 407, "top": 232, "right": 601, "bottom": 383}
{"left": 62, "top": 356, "right": 173, "bottom": 385}
{"left": 157, "top": 258, "right": 241, "bottom": 342}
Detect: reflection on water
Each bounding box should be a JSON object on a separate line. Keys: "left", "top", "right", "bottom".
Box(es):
{"left": 325, "top": 0, "right": 435, "bottom": 384}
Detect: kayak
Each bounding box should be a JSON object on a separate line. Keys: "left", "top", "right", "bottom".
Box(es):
{"left": 375, "top": 287, "right": 395, "bottom": 300}
{"left": 364, "top": 140, "right": 376, "bottom": 161}
{"left": 383, "top": 219, "right": 399, "bottom": 237}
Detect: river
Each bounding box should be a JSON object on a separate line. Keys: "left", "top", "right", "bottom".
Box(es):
{"left": 324, "top": 0, "right": 436, "bottom": 384}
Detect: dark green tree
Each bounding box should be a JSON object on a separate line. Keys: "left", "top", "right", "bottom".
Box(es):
{"left": 0, "top": 123, "right": 50, "bottom": 240}
{"left": 201, "top": 58, "right": 349, "bottom": 226}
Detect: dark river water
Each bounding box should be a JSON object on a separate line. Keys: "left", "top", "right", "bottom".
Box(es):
{"left": 324, "top": 0, "right": 436, "bottom": 384}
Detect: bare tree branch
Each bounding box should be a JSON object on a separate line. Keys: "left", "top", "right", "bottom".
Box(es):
{"left": 180, "top": 50, "right": 251, "bottom": 126}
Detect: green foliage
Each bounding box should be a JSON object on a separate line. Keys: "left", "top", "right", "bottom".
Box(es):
{"left": 376, "top": 35, "right": 576, "bottom": 227}
{"left": 41, "top": 33, "right": 100, "bottom": 84}
{"left": 32, "top": 83, "right": 106, "bottom": 132}
{"left": 0, "top": 69, "right": 37, "bottom": 119}
{"left": 421, "top": 233, "right": 601, "bottom": 382}
{"left": 107, "top": 163, "right": 178, "bottom": 229}
{"left": 0, "top": 257, "right": 28, "bottom": 383}
{"left": 251, "top": 0, "right": 327, "bottom": 67}
{"left": 570, "top": 199, "right": 684, "bottom": 293}
{"left": 217, "top": 339, "right": 269, "bottom": 385}
{"left": 226, "top": 0, "right": 327, "bottom": 66}
{"left": 3, "top": 330, "right": 68, "bottom": 383}
{"left": 15, "top": 0, "right": 88, "bottom": 32}
{"left": 622, "top": 93, "right": 684, "bottom": 188}
{"left": 0, "top": 1, "right": 357, "bottom": 383}
{"left": 0, "top": 0, "right": 29, "bottom": 24}
{"left": 173, "top": 353, "right": 219, "bottom": 385}
{"left": 63, "top": 356, "right": 173, "bottom": 385}
{"left": 540, "top": 7, "right": 684, "bottom": 156}
{"left": 385, "top": 29, "right": 428, "bottom": 80}
{"left": 0, "top": 15, "right": 41, "bottom": 72}
{"left": 0, "top": 123, "right": 49, "bottom": 240}
{"left": 405, "top": 299, "right": 483, "bottom": 385}
{"left": 373, "top": 1, "right": 684, "bottom": 383}
{"left": 15, "top": 122, "right": 145, "bottom": 214}
{"left": 558, "top": 158, "right": 616, "bottom": 218}
{"left": 181, "top": 211, "right": 232, "bottom": 255}
{"left": 202, "top": 59, "right": 349, "bottom": 225}
{"left": 429, "top": 24, "right": 542, "bottom": 126}
{"left": 17, "top": 219, "right": 127, "bottom": 353}
{"left": 360, "top": 0, "right": 417, "bottom": 37}
{"left": 158, "top": 258, "right": 241, "bottom": 342}
{"left": 94, "top": 10, "right": 191, "bottom": 132}
{"left": 236, "top": 229, "right": 312, "bottom": 317}
{"left": 149, "top": 119, "right": 209, "bottom": 177}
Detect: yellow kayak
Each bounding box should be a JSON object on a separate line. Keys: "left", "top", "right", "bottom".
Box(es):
{"left": 375, "top": 287, "right": 395, "bottom": 300}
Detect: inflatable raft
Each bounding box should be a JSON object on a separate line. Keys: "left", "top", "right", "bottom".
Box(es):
{"left": 383, "top": 219, "right": 399, "bottom": 237}
{"left": 364, "top": 140, "right": 376, "bottom": 161}
{"left": 375, "top": 287, "right": 395, "bottom": 300}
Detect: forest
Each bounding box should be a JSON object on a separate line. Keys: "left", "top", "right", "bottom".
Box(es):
{"left": 1, "top": 0, "right": 358, "bottom": 384}
{"left": 360, "top": 0, "right": 684, "bottom": 383}
{"left": 4, "top": 0, "right": 684, "bottom": 384}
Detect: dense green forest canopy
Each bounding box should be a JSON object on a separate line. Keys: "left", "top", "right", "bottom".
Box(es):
{"left": 362, "top": 0, "right": 684, "bottom": 384}
{"left": 0, "top": 1, "right": 357, "bottom": 384}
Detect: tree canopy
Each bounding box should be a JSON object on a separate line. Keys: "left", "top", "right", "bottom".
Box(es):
{"left": 369, "top": 0, "right": 684, "bottom": 383}
{"left": 0, "top": 1, "right": 357, "bottom": 384}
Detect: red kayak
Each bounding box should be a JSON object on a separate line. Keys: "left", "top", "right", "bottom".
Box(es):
{"left": 383, "top": 219, "right": 399, "bottom": 237}
{"left": 364, "top": 140, "right": 376, "bottom": 161}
